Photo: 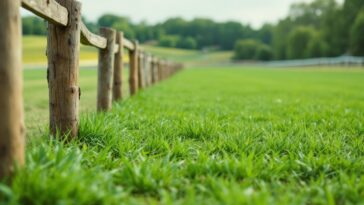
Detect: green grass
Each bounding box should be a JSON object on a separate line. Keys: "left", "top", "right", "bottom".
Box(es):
{"left": 23, "top": 69, "right": 98, "bottom": 135}
{"left": 1, "top": 67, "right": 364, "bottom": 204}
{"left": 23, "top": 36, "right": 99, "bottom": 65}
{"left": 143, "top": 45, "right": 233, "bottom": 67}
{"left": 22, "top": 36, "right": 233, "bottom": 67}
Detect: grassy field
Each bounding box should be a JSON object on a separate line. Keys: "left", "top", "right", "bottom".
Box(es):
{"left": 22, "top": 36, "right": 233, "bottom": 67}
{"left": 23, "top": 36, "right": 99, "bottom": 66}
{"left": 1, "top": 66, "right": 364, "bottom": 204}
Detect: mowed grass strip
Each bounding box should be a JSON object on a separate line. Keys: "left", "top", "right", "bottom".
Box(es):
{"left": 1, "top": 68, "right": 364, "bottom": 204}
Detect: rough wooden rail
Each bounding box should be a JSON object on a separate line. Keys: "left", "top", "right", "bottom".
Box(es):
{"left": 21, "top": 0, "right": 68, "bottom": 26}
{"left": 0, "top": 0, "right": 184, "bottom": 178}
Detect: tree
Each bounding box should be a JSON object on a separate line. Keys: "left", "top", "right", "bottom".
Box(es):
{"left": 22, "top": 16, "right": 47, "bottom": 35}
{"left": 217, "top": 21, "right": 248, "bottom": 50}
{"left": 159, "top": 35, "right": 180, "bottom": 48}
{"left": 350, "top": 10, "right": 364, "bottom": 56}
{"left": 113, "top": 21, "right": 135, "bottom": 39}
{"left": 97, "top": 14, "right": 127, "bottom": 27}
{"left": 306, "top": 34, "right": 328, "bottom": 58}
{"left": 272, "top": 18, "right": 293, "bottom": 60}
{"left": 287, "top": 26, "right": 316, "bottom": 59}
{"left": 177, "top": 37, "right": 197, "bottom": 49}
{"left": 257, "top": 24, "right": 273, "bottom": 45}
{"left": 255, "top": 45, "right": 273, "bottom": 61}
{"left": 234, "top": 39, "right": 261, "bottom": 60}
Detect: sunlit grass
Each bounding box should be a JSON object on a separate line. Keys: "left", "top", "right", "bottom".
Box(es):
{"left": 22, "top": 36, "right": 233, "bottom": 67}
{"left": 23, "top": 36, "right": 99, "bottom": 65}
{"left": 1, "top": 67, "right": 364, "bottom": 204}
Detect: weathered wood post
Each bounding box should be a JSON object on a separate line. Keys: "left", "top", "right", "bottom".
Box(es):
{"left": 161, "top": 60, "right": 166, "bottom": 81}
{"left": 0, "top": 0, "right": 25, "bottom": 179}
{"left": 145, "top": 54, "right": 152, "bottom": 87}
{"left": 151, "top": 57, "right": 157, "bottom": 85}
{"left": 157, "top": 59, "right": 163, "bottom": 82}
{"left": 97, "top": 28, "right": 116, "bottom": 112}
{"left": 138, "top": 52, "right": 144, "bottom": 89}
{"left": 113, "top": 32, "right": 124, "bottom": 102}
{"left": 129, "top": 41, "right": 139, "bottom": 95}
{"left": 48, "top": 0, "right": 81, "bottom": 138}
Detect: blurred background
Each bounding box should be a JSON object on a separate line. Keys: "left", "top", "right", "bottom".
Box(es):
{"left": 21, "top": 0, "right": 364, "bottom": 67}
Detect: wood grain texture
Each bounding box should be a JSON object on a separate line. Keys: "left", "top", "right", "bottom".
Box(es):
{"left": 150, "top": 57, "right": 158, "bottom": 85}
{"left": 114, "top": 44, "right": 120, "bottom": 54}
{"left": 0, "top": 0, "right": 25, "bottom": 179}
{"left": 123, "top": 38, "right": 135, "bottom": 51}
{"left": 128, "top": 41, "right": 139, "bottom": 95}
{"left": 80, "top": 22, "right": 107, "bottom": 49}
{"left": 144, "top": 54, "right": 152, "bottom": 87}
{"left": 113, "top": 32, "right": 124, "bottom": 102}
{"left": 47, "top": 0, "right": 81, "bottom": 138}
{"left": 151, "top": 57, "right": 158, "bottom": 84}
{"left": 137, "top": 52, "right": 145, "bottom": 89}
{"left": 21, "top": 0, "right": 68, "bottom": 26}
{"left": 97, "top": 28, "right": 116, "bottom": 112}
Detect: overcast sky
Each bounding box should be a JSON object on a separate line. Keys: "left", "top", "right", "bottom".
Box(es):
{"left": 22, "top": 0, "right": 344, "bottom": 28}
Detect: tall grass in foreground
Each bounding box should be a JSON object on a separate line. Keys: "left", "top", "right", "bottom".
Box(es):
{"left": 1, "top": 68, "right": 364, "bottom": 204}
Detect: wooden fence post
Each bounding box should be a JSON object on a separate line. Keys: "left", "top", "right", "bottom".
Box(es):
{"left": 129, "top": 41, "right": 139, "bottom": 95}
{"left": 145, "top": 54, "right": 152, "bottom": 87}
{"left": 158, "top": 60, "right": 161, "bottom": 82}
{"left": 138, "top": 52, "right": 144, "bottom": 89}
{"left": 151, "top": 57, "right": 156, "bottom": 84}
{"left": 97, "top": 28, "right": 116, "bottom": 112}
{"left": 113, "top": 32, "right": 124, "bottom": 102}
{"left": 0, "top": 0, "right": 25, "bottom": 179}
{"left": 48, "top": 0, "right": 81, "bottom": 138}
{"left": 150, "top": 57, "right": 156, "bottom": 85}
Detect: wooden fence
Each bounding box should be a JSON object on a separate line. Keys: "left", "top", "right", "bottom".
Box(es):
{"left": 0, "top": 0, "right": 183, "bottom": 179}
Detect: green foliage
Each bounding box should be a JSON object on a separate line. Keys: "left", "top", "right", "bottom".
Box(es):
{"left": 306, "top": 35, "right": 328, "bottom": 58}
{"left": 97, "top": 14, "right": 128, "bottom": 28}
{"left": 234, "top": 39, "right": 260, "bottom": 60}
{"left": 234, "top": 40, "right": 273, "bottom": 61}
{"left": 272, "top": 19, "right": 293, "bottom": 60}
{"left": 176, "top": 37, "right": 197, "bottom": 49}
{"left": 112, "top": 21, "right": 135, "bottom": 40}
{"left": 287, "top": 27, "right": 316, "bottom": 59}
{"left": 20, "top": 0, "right": 364, "bottom": 58}
{"left": 22, "top": 16, "right": 47, "bottom": 36}
{"left": 350, "top": 10, "right": 364, "bottom": 56}
{"left": 1, "top": 68, "right": 364, "bottom": 204}
{"left": 255, "top": 45, "right": 273, "bottom": 61}
{"left": 158, "top": 35, "right": 180, "bottom": 48}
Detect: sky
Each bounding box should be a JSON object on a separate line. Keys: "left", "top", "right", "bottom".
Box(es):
{"left": 22, "top": 0, "right": 344, "bottom": 28}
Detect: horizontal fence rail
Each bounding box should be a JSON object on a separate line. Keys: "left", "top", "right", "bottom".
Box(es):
{"left": 80, "top": 22, "right": 107, "bottom": 49}
{"left": 21, "top": 0, "right": 68, "bottom": 26}
{"left": 0, "top": 0, "right": 183, "bottom": 179}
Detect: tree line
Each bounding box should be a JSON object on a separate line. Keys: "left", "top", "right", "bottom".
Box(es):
{"left": 22, "top": 0, "right": 364, "bottom": 61}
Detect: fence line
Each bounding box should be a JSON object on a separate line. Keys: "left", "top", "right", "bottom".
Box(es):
{"left": 265, "top": 56, "right": 364, "bottom": 67}
{"left": 0, "top": 0, "right": 183, "bottom": 179}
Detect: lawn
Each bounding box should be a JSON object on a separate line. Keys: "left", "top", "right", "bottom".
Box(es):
{"left": 22, "top": 36, "right": 233, "bottom": 68}
{"left": 23, "top": 36, "right": 99, "bottom": 67}
{"left": 1, "top": 66, "right": 364, "bottom": 204}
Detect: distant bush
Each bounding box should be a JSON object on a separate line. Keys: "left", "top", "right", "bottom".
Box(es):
{"left": 255, "top": 45, "right": 273, "bottom": 61}
{"left": 158, "top": 35, "right": 180, "bottom": 48}
{"left": 234, "top": 39, "right": 260, "bottom": 60}
{"left": 234, "top": 39, "right": 273, "bottom": 61}
{"left": 177, "top": 37, "right": 197, "bottom": 49}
